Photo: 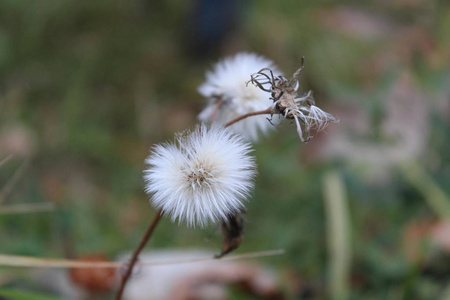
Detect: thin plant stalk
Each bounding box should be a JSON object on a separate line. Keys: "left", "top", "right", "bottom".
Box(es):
{"left": 224, "top": 107, "right": 272, "bottom": 128}
{"left": 115, "top": 209, "right": 163, "bottom": 300}
{"left": 323, "top": 171, "right": 352, "bottom": 300}
{"left": 0, "top": 249, "right": 285, "bottom": 268}
{"left": 210, "top": 99, "right": 224, "bottom": 123}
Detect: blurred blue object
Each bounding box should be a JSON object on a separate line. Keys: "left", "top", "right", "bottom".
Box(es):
{"left": 185, "top": 0, "right": 242, "bottom": 58}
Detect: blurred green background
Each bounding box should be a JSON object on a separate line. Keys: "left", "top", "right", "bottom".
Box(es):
{"left": 1, "top": 0, "right": 450, "bottom": 299}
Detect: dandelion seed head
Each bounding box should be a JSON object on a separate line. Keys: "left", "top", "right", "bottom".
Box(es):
{"left": 198, "top": 52, "right": 281, "bottom": 141}
{"left": 144, "top": 125, "right": 257, "bottom": 227}
{"left": 248, "top": 60, "right": 339, "bottom": 142}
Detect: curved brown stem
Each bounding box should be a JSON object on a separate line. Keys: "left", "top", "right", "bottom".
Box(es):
{"left": 224, "top": 107, "right": 273, "bottom": 128}
{"left": 210, "top": 100, "right": 224, "bottom": 123}
{"left": 115, "top": 209, "right": 163, "bottom": 300}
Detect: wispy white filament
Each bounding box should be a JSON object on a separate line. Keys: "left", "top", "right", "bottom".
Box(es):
{"left": 307, "top": 105, "right": 337, "bottom": 131}
{"left": 144, "top": 125, "right": 256, "bottom": 227}
{"left": 198, "top": 52, "right": 281, "bottom": 141}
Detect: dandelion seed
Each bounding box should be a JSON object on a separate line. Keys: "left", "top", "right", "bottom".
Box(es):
{"left": 307, "top": 105, "right": 338, "bottom": 131}
{"left": 144, "top": 125, "right": 256, "bottom": 227}
{"left": 198, "top": 52, "right": 282, "bottom": 141}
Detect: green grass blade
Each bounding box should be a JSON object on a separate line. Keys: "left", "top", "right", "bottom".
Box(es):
{"left": 323, "top": 170, "right": 352, "bottom": 300}
{"left": 0, "top": 288, "right": 62, "bottom": 300}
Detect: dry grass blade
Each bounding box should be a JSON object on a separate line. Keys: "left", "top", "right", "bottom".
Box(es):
{"left": 0, "top": 202, "right": 55, "bottom": 215}
{"left": 0, "top": 155, "right": 13, "bottom": 168}
{"left": 0, "top": 159, "right": 28, "bottom": 204}
{"left": 0, "top": 249, "right": 285, "bottom": 269}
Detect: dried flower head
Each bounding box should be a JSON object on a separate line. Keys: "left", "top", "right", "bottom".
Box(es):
{"left": 198, "top": 52, "right": 282, "bottom": 141}
{"left": 144, "top": 124, "right": 256, "bottom": 227}
{"left": 248, "top": 58, "right": 338, "bottom": 142}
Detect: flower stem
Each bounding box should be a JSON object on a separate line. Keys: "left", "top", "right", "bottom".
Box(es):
{"left": 115, "top": 209, "right": 163, "bottom": 300}
{"left": 210, "top": 99, "right": 224, "bottom": 123}
{"left": 224, "top": 107, "right": 273, "bottom": 128}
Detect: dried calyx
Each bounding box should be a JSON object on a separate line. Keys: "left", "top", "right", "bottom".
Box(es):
{"left": 247, "top": 59, "right": 338, "bottom": 142}
{"left": 215, "top": 211, "right": 245, "bottom": 259}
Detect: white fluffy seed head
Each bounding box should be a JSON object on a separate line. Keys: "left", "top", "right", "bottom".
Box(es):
{"left": 144, "top": 124, "right": 257, "bottom": 227}
{"left": 198, "top": 52, "right": 281, "bottom": 141}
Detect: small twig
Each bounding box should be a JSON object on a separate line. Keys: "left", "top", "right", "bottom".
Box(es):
{"left": 0, "top": 249, "right": 285, "bottom": 269}
{"left": 0, "top": 160, "right": 28, "bottom": 204}
{"left": 210, "top": 99, "right": 224, "bottom": 123}
{"left": 115, "top": 209, "right": 163, "bottom": 300}
{"left": 224, "top": 107, "right": 273, "bottom": 128}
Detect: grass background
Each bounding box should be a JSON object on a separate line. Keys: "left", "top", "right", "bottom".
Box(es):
{"left": 1, "top": 0, "right": 450, "bottom": 298}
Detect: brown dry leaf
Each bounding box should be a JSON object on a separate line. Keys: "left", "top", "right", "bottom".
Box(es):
{"left": 68, "top": 254, "right": 118, "bottom": 294}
